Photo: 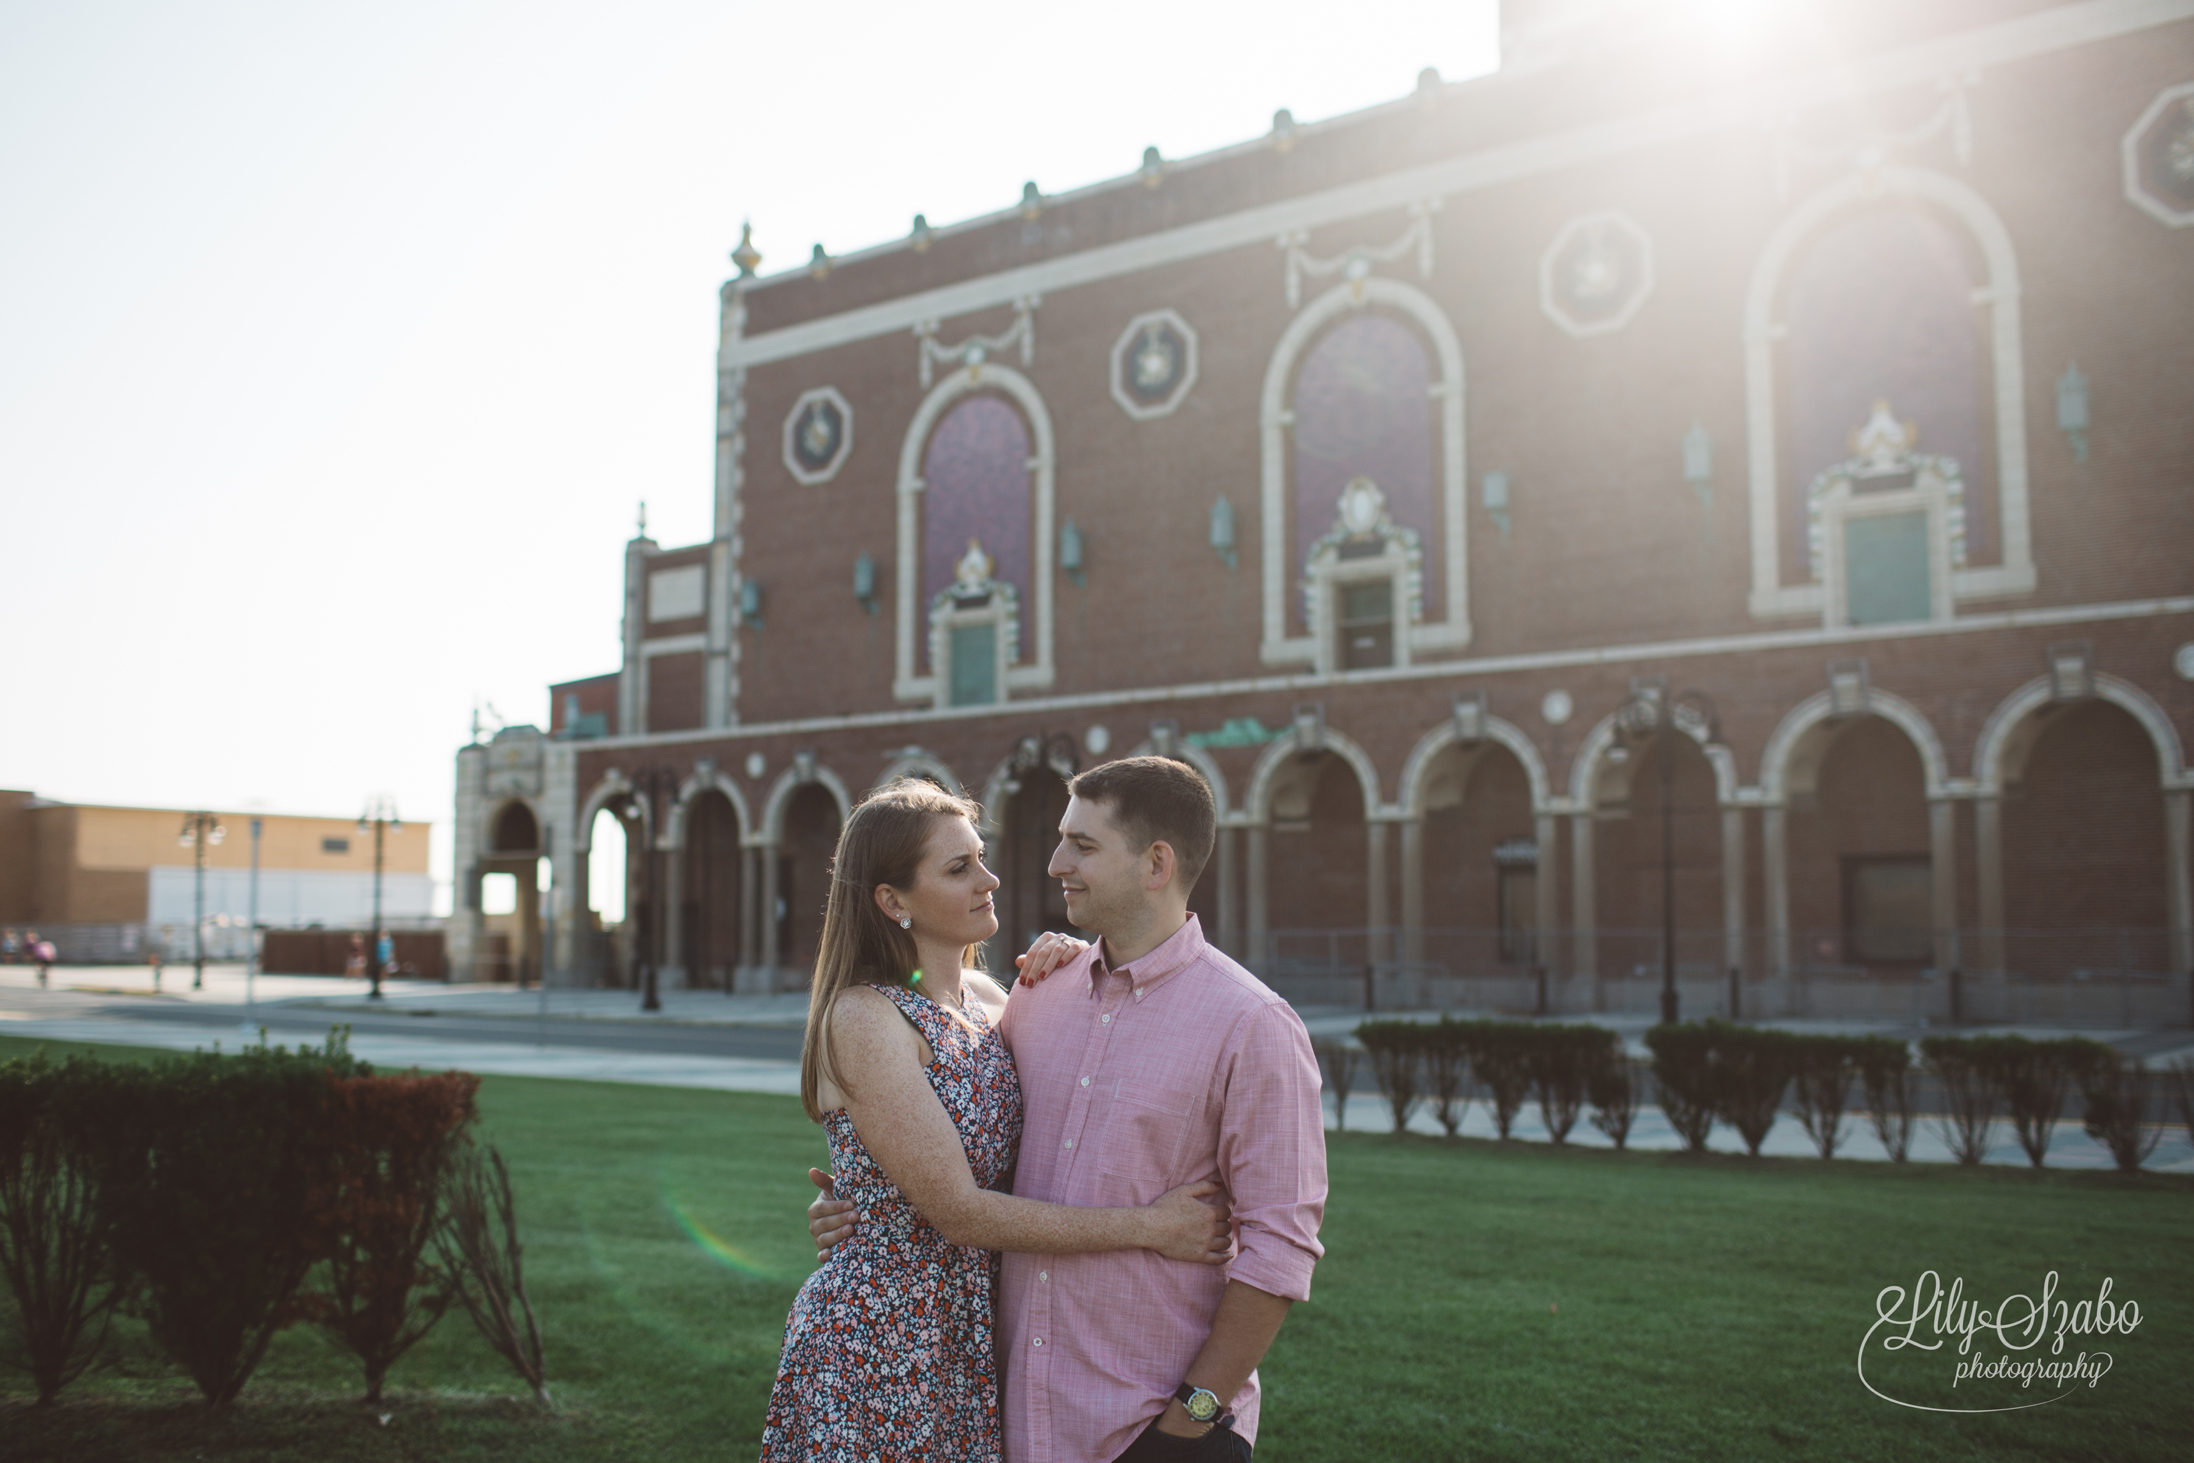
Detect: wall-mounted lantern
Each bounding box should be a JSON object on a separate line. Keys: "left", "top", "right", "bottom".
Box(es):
{"left": 1682, "top": 422, "right": 1714, "bottom": 507}
{"left": 808, "top": 243, "right": 830, "bottom": 279}
{"left": 2057, "top": 364, "right": 2090, "bottom": 463}
{"left": 1210, "top": 496, "right": 1237, "bottom": 569}
{"left": 738, "top": 578, "right": 763, "bottom": 628}
{"left": 853, "top": 553, "right": 877, "bottom": 613}
{"left": 1482, "top": 470, "right": 1511, "bottom": 540}
{"left": 1060, "top": 520, "right": 1086, "bottom": 586}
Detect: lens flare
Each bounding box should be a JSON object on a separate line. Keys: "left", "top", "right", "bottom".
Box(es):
{"left": 662, "top": 1186, "right": 776, "bottom": 1278}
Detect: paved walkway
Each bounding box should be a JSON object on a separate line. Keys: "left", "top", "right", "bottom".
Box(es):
{"left": 4, "top": 964, "right": 2187, "bottom": 1169}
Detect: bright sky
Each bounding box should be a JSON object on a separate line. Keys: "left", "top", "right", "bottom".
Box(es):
{"left": 1, "top": 0, "right": 1501, "bottom": 910}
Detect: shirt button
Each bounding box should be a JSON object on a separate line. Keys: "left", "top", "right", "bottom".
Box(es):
{"left": 1064, "top": 1138, "right": 1074, "bottom": 1149}
{"left": 1033, "top": 1336, "right": 1045, "bottom": 1347}
{"left": 1040, "top": 1271, "right": 1049, "bottom": 1282}
{"left": 1101, "top": 1014, "right": 1112, "bottom": 1024}
{"left": 1080, "top": 1076, "right": 1090, "bottom": 1086}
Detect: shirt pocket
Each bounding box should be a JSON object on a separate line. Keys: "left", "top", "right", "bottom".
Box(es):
{"left": 1090, "top": 1080, "right": 1201, "bottom": 1197}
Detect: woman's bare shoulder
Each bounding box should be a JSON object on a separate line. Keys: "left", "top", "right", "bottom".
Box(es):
{"left": 825, "top": 983, "right": 918, "bottom": 1043}
{"left": 963, "top": 970, "right": 1010, "bottom": 1019}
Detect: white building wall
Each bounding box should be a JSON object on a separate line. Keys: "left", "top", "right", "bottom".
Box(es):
{"left": 146, "top": 866, "right": 435, "bottom": 927}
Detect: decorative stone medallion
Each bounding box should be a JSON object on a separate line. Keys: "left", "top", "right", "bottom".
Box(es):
{"left": 2123, "top": 82, "right": 2194, "bottom": 228}
{"left": 1538, "top": 211, "right": 1656, "bottom": 338}
{"left": 782, "top": 386, "right": 853, "bottom": 484}
{"left": 1108, "top": 308, "right": 1199, "bottom": 419}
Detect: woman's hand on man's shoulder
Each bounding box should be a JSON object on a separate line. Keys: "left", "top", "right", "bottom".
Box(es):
{"left": 1014, "top": 930, "right": 1090, "bottom": 986}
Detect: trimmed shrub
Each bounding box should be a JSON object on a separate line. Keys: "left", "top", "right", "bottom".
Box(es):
{"left": 298, "top": 1071, "right": 482, "bottom": 1403}
{"left": 1984, "top": 1035, "right": 2103, "bottom": 1168}
{"left": 2168, "top": 1058, "right": 2194, "bottom": 1142}
{"left": 1424, "top": 1019, "right": 1470, "bottom": 1137}
{"left": 1645, "top": 1024, "right": 1718, "bottom": 1152}
{"left": 1525, "top": 1025, "right": 1610, "bottom": 1145}
{"left": 1311, "top": 1039, "right": 1358, "bottom": 1132}
{"left": 1709, "top": 1023, "right": 1796, "bottom": 1157}
{"left": 1921, "top": 1036, "right": 1999, "bottom": 1166}
{"left": 1586, "top": 1040, "right": 1638, "bottom": 1150}
{"left": 74, "top": 1031, "right": 371, "bottom": 1406}
{"left": 1856, "top": 1037, "right": 1916, "bottom": 1162}
{"left": 0, "top": 1054, "right": 124, "bottom": 1405}
{"left": 1789, "top": 1036, "right": 1860, "bottom": 1160}
{"left": 436, "top": 1145, "right": 549, "bottom": 1407}
{"left": 1355, "top": 1021, "right": 1425, "bottom": 1135}
{"left": 2078, "top": 1053, "right": 2165, "bottom": 1174}
{"left": 1460, "top": 1022, "right": 1532, "bottom": 1140}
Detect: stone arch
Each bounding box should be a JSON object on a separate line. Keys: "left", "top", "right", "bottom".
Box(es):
{"left": 1974, "top": 674, "right": 2189, "bottom": 797}
{"left": 1743, "top": 166, "right": 2033, "bottom": 618}
{"left": 876, "top": 748, "right": 964, "bottom": 796}
{"left": 761, "top": 762, "right": 855, "bottom": 844}
{"left": 1567, "top": 709, "right": 1741, "bottom": 812}
{"left": 1259, "top": 277, "right": 1469, "bottom": 665}
{"left": 664, "top": 766, "right": 753, "bottom": 851}
{"left": 1399, "top": 716, "right": 1552, "bottom": 817}
{"left": 572, "top": 770, "right": 636, "bottom": 853}
{"left": 1758, "top": 688, "right": 1950, "bottom": 806}
{"left": 486, "top": 798, "right": 541, "bottom": 854}
{"left": 893, "top": 362, "right": 1056, "bottom": 702}
{"left": 1244, "top": 724, "right": 1384, "bottom": 825}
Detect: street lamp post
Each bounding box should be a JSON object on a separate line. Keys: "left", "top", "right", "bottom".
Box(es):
{"left": 247, "top": 818, "right": 263, "bottom": 1029}
{"left": 625, "top": 766, "right": 681, "bottom": 1014}
{"left": 1613, "top": 686, "right": 1722, "bottom": 1027}
{"left": 176, "top": 812, "right": 225, "bottom": 991}
{"left": 357, "top": 795, "right": 401, "bottom": 1000}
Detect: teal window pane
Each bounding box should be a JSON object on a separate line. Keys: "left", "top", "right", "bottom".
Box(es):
{"left": 1844, "top": 512, "right": 1931, "bottom": 625}
{"left": 949, "top": 623, "right": 998, "bottom": 706}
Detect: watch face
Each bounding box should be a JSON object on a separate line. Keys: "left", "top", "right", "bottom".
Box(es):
{"left": 1186, "top": 1390, "right": 1220, "bottom": 1422}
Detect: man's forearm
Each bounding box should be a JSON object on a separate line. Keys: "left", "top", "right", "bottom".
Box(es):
{"left": 1155, "top": 1279, "right": 1292, "bottom": 1436}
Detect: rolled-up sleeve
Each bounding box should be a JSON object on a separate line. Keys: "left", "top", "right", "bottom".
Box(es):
{"left": 1214, "top": 1002, "right": 1328, "bottom": 1302}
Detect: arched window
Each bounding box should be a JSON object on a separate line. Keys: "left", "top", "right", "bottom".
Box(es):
{"left": 894, "top": 364, "right": 1055, "bottom": 706}
{"left": 1743, "top": 168, "right": 2032, "bottom": 624}
{"left": 1259, "top": 279, "right": 1467, "bottom": 673}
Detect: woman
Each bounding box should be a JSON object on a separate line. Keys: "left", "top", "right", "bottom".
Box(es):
{"left": 760, "top": 780, "right": 1229, "bottom": 1462}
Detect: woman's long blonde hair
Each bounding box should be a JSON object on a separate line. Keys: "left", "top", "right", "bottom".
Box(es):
{"left": 799, "top": 778, "right": 987, "bottom": 1121}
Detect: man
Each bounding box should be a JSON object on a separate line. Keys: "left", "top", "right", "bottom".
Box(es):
{"left": 811, "top": 756, "right": 1328, "bottom": 1462}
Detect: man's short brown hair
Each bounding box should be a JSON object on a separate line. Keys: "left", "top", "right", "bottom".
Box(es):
{"left": 1069, "top": 755, "right": 1217, "bottom": 891}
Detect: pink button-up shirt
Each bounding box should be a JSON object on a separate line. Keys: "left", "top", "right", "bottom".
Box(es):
{"left": 996, "top": 914, "right": 1327, "bottom": 1463}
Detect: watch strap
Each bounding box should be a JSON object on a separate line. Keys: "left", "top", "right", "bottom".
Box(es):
{"left": 1174, "top": 1382, "right": 1222, "bottom": 1423}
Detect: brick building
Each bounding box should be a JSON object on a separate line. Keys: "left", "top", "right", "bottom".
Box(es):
{"left": 453, "top": 0, "right": 2194, "bottom": 1024}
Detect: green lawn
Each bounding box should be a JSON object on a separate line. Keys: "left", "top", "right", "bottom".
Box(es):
{"left": 3, "top": 1033, "right": 2188, "bottom": 1461}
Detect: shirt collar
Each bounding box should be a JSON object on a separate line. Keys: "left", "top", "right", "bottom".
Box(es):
{"left": 1087, "top": 913, "right": 1206, "bottom": 1001}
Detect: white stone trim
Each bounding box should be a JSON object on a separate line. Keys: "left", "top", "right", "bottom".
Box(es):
{"left": 1258, "top": 278, "right": 1468, "bottom": 668}
{"left": 1108, "top": 308, "right": 1199, "bottom": 420}
{"left": 760, "top": 762, "right": 855, "bottom": 844}
{"left": 721, "top": 1, "right": 2194, "bottom": 371}
{"left": 1973, "top": 672, "right": 2192, "bottom": 795}
{"left": 781, "top": 385, "right": 854, "bottom": 485}
{"left": 574, "top": 593, "right": 2194, "bottom": 751}
{"left": 1123, "top": 737, "right": 1232, "bottom": 817}
{"left": 1757, "top": 686, "right": 1952, "bottom": 805}
{"left": 1744, "top": 166, "right": 2035, "bottom": 621}
{"left": 2122, "top": 80, "right": 2194, "bottom": 227}
{"left": 1397, "top": 715, "right": 1554, "bottom": 817}
{"left": 1817, "top": 480, "right": 1958, "bottom": 629}
{"left": 893, "top": 363, "right": 1056, "bottom": 704}
{"left": 1537, "top": 210, "right": 1655, "bottom": 338}
{"left": 572, "top": 770, "right": 635, "bottom": 853}
{"left": 1243, "top": 724, "right": 1385, "bottom": 825}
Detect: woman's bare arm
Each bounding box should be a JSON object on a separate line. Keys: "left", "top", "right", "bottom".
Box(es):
{"left": 828, "top": 986, "right": 1228, "bottom": 1258}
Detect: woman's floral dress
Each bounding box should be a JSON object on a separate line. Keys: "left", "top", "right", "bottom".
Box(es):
{"left": 761, "top": 982, "right": 1023, "bottom": 1461}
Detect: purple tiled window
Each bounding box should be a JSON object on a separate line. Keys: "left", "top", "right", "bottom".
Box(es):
{"left": 1292, "top": 314, "right": 1437, "bottom": 634}
{"left": 922, "top": 395, "right": 1031, "bottom": 663}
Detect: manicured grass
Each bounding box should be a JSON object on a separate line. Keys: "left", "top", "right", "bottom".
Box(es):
{"left": 4, "top": 1033, "right": 2188, "bottom": 1461}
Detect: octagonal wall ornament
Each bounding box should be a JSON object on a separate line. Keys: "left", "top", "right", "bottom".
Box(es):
{"left": 1538, "top": 210, "right": 1656, "bottom": 338}
{"left": 1108, "top": 308, "right": 1199, "bottom": 420}
{"left": 2123, "top": 81, "right": 2194, "bottom": 228}
{"left": 783, "top": 386, "right": 854, "bottom": 485}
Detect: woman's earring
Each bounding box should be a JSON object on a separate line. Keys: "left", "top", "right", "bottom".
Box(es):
{"left": 898, "top": 915, "right": 912, "bottom": 930}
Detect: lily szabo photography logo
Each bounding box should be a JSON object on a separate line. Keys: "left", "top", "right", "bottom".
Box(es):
{"left": 1859, "top": 1271, "right": 2141, "bottom": 1413}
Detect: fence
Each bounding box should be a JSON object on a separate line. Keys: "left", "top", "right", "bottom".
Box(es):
{"left": 5, "top": 920, "right": 445, "bottom": 973}
{"left": 1232, "top": 926, "right": 2189, "bottom": 1028}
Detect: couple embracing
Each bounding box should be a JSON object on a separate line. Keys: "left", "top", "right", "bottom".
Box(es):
{"left": 760, "top": 756, "right": 1328, "bottom": 1462}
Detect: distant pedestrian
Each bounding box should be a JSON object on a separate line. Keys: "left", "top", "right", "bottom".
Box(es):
{"left": 3, "top": 928, "right": 19, "bottom": 964}
{"left": 147, "top": 946, "right": 165, "bottom": 993}
{"left": 376, "top": 931, "right": 396, "bottom": 980}
{"left": 345, "top": 933, "right": 368, "bottom": 982}
{"left": 31, "top": 935, "right": 55, "bottom": 989}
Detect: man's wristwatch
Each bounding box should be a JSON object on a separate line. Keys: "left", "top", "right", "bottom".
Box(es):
{"left": 1174, "top": 1383, "right": 1223, "bottom": 1425}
